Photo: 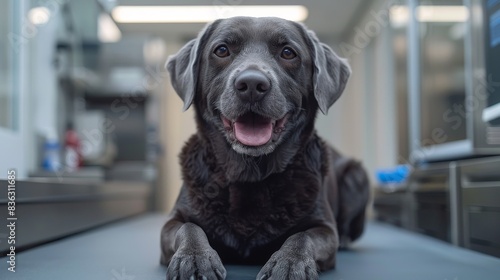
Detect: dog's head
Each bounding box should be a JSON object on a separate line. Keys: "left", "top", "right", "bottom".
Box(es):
{"left": 167, "top": 17, "right": 350, "bottom": 157}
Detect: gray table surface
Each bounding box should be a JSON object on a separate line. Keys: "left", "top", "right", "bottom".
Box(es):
{"left": 1, "top": 213, "right": 500, "bottom": 280}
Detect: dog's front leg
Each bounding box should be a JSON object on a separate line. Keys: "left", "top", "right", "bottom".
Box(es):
{"left": 256, "top": 225, "right": 337, "bottom": 280}
{"left": 161, "top": 213, "right": 226, "bottom": 280}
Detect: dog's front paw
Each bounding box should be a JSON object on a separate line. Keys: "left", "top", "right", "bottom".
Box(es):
{"left": 256, "top": 249, "right": 318, "bottom": 280}
{"left": 166, "top": 248, "right": 226, "bottom": 280}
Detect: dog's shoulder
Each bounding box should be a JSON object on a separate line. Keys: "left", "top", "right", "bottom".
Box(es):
{"left": 294, "top": 133, "right": 332, "bottom": 177}
{"left": 179, "top": 133, "right": 220, "bottom": 188}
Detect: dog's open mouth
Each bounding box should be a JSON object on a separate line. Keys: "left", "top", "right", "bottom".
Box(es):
{"left": 221, "top": 112, "right": 288, "bottom": 147}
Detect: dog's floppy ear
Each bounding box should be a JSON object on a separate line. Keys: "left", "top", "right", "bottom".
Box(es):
{"left": 166, "top": 39, "right": 198, "bottom": 111}
{"left": 166, "top": 21, "right": 218, "bottom": 111}
{"left": 307, "top": 30, "right": 351, "bottom": 115}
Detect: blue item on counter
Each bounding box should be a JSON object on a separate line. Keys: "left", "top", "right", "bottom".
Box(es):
{"left": 42, "top": 140, "right": 61, "bottom": 171}
{"left": 376, "top": 165, "right": 411, "bottom": 184}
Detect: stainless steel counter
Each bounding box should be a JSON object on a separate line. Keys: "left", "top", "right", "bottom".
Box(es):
{"left": 374, "top": 155, "right": 500, "bottom": 258}
{"left": 0, "top": 178, "right": 151, "bottom": 253}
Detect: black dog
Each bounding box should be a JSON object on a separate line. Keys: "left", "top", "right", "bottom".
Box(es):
{"left": 161, "top": 17, "right": 369, "bottom": 280}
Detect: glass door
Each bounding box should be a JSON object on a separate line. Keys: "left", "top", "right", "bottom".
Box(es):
{"left": 418, "top": 0, "right": 468, "bottom": 147}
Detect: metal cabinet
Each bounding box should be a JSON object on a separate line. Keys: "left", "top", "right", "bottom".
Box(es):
{"left": 409, "top": 163, "right": 452, "bottom": 242}
{"left": 460, "top": 157, "right": 500, "bottom": 257}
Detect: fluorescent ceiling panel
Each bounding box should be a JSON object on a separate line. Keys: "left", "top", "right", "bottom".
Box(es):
{"left": 112, "top": 5, "right": 308, "bottom": 23}
{"left": 390, "top": 5, "right": 469, "bottom": 25}
{"left": 417, "top": 6, "right": 469, "bottom": 22}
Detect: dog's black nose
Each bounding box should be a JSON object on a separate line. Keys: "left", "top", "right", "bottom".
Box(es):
{"left": 234, "top": 70, "right": 270, "bottom": 102}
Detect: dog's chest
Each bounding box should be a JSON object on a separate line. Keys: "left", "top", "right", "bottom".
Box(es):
{"left": 189, "top": 168, "right": 320, "bottom": 250}
{"left": 180, "top": 134, "right": 328, "bottom": 255}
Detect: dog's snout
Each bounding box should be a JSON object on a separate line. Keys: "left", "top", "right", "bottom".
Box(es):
{"left": 234, "top": 70, "right": 270, "bottom": 102}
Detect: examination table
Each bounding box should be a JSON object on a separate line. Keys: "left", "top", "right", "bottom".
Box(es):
{"left": 1, "top": 213, "right": 499, "bottom": 280}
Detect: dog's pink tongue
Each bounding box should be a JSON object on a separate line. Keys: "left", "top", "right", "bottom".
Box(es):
{"left": 234, "top": 114, "right": 273, "bottom": 146}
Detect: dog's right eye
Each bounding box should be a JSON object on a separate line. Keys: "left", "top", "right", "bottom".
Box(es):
{"left": 281, "top": 47, "right": 297, "bottom": 60}
{"left": 214, "top": 45, "right": 230, "bottom": 57}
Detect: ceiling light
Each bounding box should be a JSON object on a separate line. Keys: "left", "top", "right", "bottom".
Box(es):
{"left": 390, "top": 5, "right": 469, "bottom": 25}
{"left": 112, "top": 5, "right": 308, "bottom": 23}
{"left": 28, "top": 7, "right": 51, "bottom": 25}
{"left": 417, "top": 6, "right": 469, "bottom": 22}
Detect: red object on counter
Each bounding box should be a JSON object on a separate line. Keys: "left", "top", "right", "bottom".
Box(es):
{"left": 65, "top": 125, "right": 82, "bottom": 170}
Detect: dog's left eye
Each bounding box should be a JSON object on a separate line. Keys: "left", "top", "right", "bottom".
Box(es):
{"left": 280, "top": 47, "right": 297, "bottom": 60}
{"left": 214, "top": 45, "right": 230, "bottom": 57}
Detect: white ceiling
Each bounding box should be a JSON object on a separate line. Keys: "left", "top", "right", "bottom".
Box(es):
{"left": 114, "top": 0, "right": 366, "bottom": 43}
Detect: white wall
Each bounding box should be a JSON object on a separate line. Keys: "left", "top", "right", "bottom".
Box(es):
{"left": 158, "top": 42, "right": 197, "bottom": 213}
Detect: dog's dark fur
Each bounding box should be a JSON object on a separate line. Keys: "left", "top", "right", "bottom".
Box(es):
{"left": 161, "top": 17, "right": 370, "bottom": 280}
